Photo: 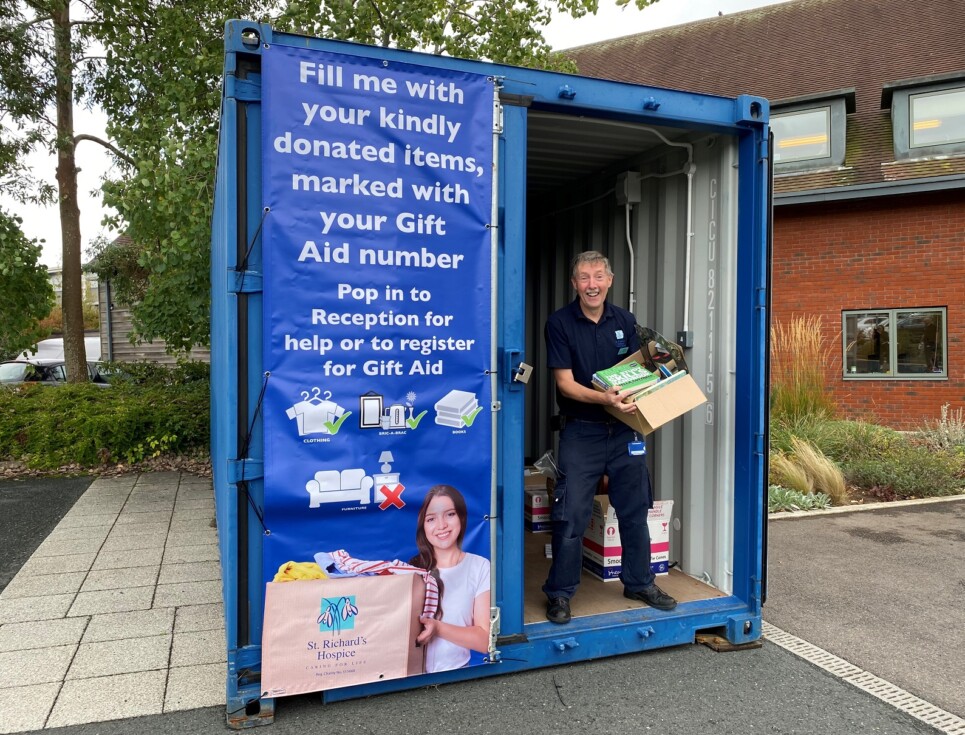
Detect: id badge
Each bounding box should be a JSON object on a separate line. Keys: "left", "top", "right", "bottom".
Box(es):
{"left": 628, "top": 440, "right": 646, "bottom": 456}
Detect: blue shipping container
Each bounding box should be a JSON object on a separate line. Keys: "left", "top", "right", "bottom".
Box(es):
{"left": 211, "top": 20, "right": 771, "bottom": 728}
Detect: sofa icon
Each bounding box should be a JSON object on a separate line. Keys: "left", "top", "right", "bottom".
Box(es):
{"left": 306, "top": 469, "right": 374, "bottom": 508}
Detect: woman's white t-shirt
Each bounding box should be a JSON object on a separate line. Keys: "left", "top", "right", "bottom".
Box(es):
{"left": 425, "top": 552, "right": 491, "bottom": 673}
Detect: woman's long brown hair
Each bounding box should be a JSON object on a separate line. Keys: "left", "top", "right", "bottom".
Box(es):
{"left": 408, "top": 484, "right": 468, "bottom": 620}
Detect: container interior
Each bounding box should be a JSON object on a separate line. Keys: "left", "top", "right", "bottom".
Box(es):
{"left": 517, "top": 110, "right": 741, "bottom": 622}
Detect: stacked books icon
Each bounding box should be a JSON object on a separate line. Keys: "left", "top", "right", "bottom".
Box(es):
{"left": 434, "top": 389, "right": 478, "bottom": 427}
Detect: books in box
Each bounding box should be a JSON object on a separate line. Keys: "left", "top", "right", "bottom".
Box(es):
{"left": 591, "top": 361, "right": 658, "bottom": 393}
{"left": 581, "top": 496, "right": 673, "bottom": 581}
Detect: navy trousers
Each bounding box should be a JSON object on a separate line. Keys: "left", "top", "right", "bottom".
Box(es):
{"left": 543, "top": 418, "right": 655, "bottom": 600}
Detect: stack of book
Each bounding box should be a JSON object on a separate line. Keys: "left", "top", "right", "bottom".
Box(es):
{"left": 593, "top": 361, "right": 689, "bottom": 402}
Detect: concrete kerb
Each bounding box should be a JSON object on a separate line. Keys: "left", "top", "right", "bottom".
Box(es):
{"left": 768, "top": 493, "right": 965, "bottom": 520}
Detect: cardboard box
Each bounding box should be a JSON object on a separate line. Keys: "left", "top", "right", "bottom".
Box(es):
{"left": 582, "top": 496, "right": 673, "bottom": 581}
{"left": 525, "top": 487, "right": 551, "bottom": 533}
{"left": 595, "top": 351, "right": 706, "bottom": 435}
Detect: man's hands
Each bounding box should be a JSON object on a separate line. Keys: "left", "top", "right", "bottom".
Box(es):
{"left": 604, "top": 386, "right": 639, "bottom": 414}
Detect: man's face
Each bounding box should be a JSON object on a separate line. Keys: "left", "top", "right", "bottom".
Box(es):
{"left": 571, "top": 261, "right": 612, "bottom": 313}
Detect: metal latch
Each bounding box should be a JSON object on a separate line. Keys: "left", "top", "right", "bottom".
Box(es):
{"left": 514, "top": 362, "right": 534, "bottom": 384}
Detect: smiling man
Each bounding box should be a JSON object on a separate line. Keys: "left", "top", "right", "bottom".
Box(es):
{"left": 542, "top": 251, "right": 676, "bottom": 624}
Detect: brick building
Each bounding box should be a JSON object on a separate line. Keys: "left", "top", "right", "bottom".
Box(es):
{"left": 567, "top": 0, "right": 965, "bottom": 429}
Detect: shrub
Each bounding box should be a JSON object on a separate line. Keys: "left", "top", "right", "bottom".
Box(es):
{"left": 0, "top": 364, "right": 209, "bottom": 470}
{"left": 770, "top": 315, "right": 836, "bottom": 426}
{"left": 842, "top": 443, "right": 965, "bottom": 499}
{"left": 768, "top": 485, "right": 832, "bottom": 513}
{"left": 769, "top": 437, "right": 847, "bottom": 505}
{"left": 769, "top": 452, "right": 812, "bottom": 495}
{"left": 918, "top": 403, "right": 965, "bottom": 453}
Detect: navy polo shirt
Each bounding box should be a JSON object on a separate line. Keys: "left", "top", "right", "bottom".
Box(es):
{"left": 545, "top": 298, "right": 640, "bottom": 421}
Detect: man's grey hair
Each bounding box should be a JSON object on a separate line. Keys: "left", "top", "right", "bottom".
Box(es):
{"left": 570, "top": 251, "right": 613, "bottom": 280}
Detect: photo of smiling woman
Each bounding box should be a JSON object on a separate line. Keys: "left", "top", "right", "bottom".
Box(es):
{"left": 409, "top": 484, "right": 491, "bottom": 673}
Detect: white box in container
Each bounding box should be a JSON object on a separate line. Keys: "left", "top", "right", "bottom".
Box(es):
{"left": 582, "top": 497, "right": 673, "bottom": 581}
{"left": 525, "top": 487, "right": 551, "bottom": 533}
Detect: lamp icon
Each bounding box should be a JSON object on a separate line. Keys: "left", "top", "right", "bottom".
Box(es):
{"left": 374, "top": 451, "right": 404, "bottom": 510}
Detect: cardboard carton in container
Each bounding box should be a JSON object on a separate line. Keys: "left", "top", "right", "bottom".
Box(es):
{"left": 525, "top": 487, "right": 551, "bottom": 533}
{"left": 582, "top": 496, "right": 674, "bottom": 581}
{"left": 262, "top": 573, "right": 425, "bottom": 696}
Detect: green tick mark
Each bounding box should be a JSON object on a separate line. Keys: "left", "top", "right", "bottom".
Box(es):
{"left": 324, "top": 411, "right": 352, "bottom": 435}
{"left": 406, "top": 410, "right": 428, "bottom": 429}
{"left": 461, "top": 406, "right": 484, "bottom": 427}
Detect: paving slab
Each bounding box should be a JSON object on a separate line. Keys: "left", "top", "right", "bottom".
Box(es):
{"left": 163, "top": 544, "right": 220, "bottom": 565}
{"left": 53, "top": 513, "right": 118, "bottom": 529}
{"left": 0, "top": 681, "right": 60, "bottom": 734}
{"left": 171, "top": 628, "right": 226, "bottom": 667}
{"left": 164, "top": 662, "right": 225, "bottom": 712}
{"left": 68, "top": 586, "right": 154, "bottom": 617}
{"left": 159, "top": 561, "right": 221, "bottom": 585}
{"left": 174, "top": 603, "right": 226, "bottom": 634}
{"left": 154, "top": 580, "right": 222, "bottom": 608}
{"left": 0, "top": 644, "right": 76, "bottom": 688}
{"left": 91, "top": 546, "right": 164, "bottom": 571}
{"left": 114, "top": 511, "right": 173, "bottom": 527}
{"left": 82, "top": 608, "right": 175, "bottom": 643}
{"left": 1, "top": 570, "right": 86, "bottom": 599}
{"left": 107, "top": 521, "right": 170, "bottom": 538}
{"left": 67, "top": 633, "right": 172, "bottom": 679}
{"left": 32, "top": 536, "right": 105, "bottom": 558}
{"left": 0, "top": 593, "right": 74, "bottom": 624}
{"left": 44, "top": 525, "right": 112, "bottom": 543}
{"left": 166, "top": 530, "right": 219, "bottom": 548}
{"left": 46, "top": 669, "right": 166, "bottom": 727}
{"left": 17, "top": 551, "right": 96, "bottom": 576}
{"left": 80, "top": 565, "right": 160, "bottom": 593}
{"left": 99, "top": 532, "right": 168, "bottom": 554}
{"left": 0, "top": 616, "right": 89, "bottom": 652}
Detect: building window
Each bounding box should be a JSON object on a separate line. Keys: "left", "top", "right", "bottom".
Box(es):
{"left": 843, "top": 308, "right": 946, "bottom": 379}
{"left": 883, "top": 74, "right": 965, "bottom": 159}
{"left": 771, "top": 91, "right": 852, "bottom": 173}
{"left": 910, "top": 87, "right": 965, "bottom": 148}
{"left": 773, "top": 108, "right": 830, "bottom": 163}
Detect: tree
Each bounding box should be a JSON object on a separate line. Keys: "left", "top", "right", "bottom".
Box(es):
{"left": 11, "top": 0, "right": 660, "bottom": 356}
{"left": 0, "top": 1, "right": 111, "bottom": 381}
{"left": 0, "top": 211, "right": 55, "bottom": 359}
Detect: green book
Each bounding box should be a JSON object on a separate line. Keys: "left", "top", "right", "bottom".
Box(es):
{"left": 592, "top": 361, "right": 658, "bottom": 392}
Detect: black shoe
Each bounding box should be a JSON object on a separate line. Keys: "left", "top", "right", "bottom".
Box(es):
{"left": 546, "top": 596, "right": 572, "bottom": 624}
{"left": 624, "top": 584, "right": 677, "bottom": 611}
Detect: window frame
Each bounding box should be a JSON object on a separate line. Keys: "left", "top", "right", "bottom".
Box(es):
{"left": 885, "top": 76, "right": 965, "bottom": 160}
{"left": 771, "top": 93, "right": 851, "bottom": 173}
{"left": 842, "top": 307, "right": 947, "bottom": 380}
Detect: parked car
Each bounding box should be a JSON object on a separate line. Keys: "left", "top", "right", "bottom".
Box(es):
{"left": 18, "top": 336, "right": 102, "bottom": 362}
{"left": 0, "top": 358, "right": 110, "bottom": 386}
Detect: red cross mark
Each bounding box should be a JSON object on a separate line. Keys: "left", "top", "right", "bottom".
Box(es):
{"left": 378, "top": 483, "right": 406, "bottom": 510}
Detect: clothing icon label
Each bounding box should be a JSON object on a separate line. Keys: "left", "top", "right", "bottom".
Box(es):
{"left": 287, "top": 387, "right": 350, "bottom": 436}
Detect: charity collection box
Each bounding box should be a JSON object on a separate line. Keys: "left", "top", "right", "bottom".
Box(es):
{"left": 525, "top": 487, "right": 551, "bottom": 533}
{"left": 594, "top": 349, "right": 707, "bottom": 435}
{"left": 524, "top": 468, "right": 552, "bottom": 533}
{"left": 582, "top": 496, "right": 674, "bottom": 581}
{"left": 261, "top": 573, "right": 426, "bottom": 696}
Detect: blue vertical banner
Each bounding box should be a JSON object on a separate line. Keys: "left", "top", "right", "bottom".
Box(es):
{"left": 260, "top": 43, "right": 495, "bottom": 687}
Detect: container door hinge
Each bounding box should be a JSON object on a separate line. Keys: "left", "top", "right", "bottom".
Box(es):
{"left": 226, "top": 76, "right": 262, "bottom": 102}
{"left": 228, "top": 459, "right": 264, "bottom": 483}
{"left": 230, "top": 269, "right": 263, "bottom": 294}
{"left": 493, "top": 99, "right": 504, "bottom": 134}
{"left": 754, "top": 433, "right": 766, "bottom": 455}
{"left": 755, "top": 287, "right": 767, "bottom": 309}
{"left": 758, "top": 136, "right": 770, "bottom": 162}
